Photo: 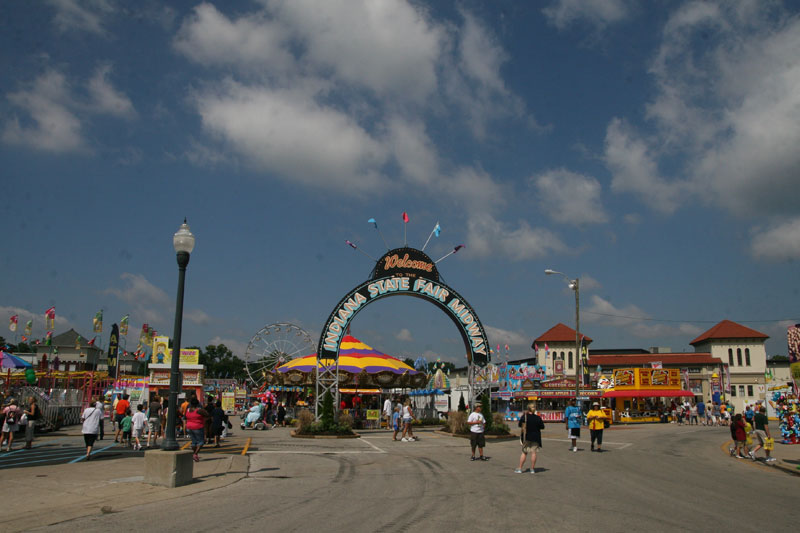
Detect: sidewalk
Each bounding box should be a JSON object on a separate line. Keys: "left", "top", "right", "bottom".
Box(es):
{"left": 3, "top": 428, "right": 249, "bottom": 532}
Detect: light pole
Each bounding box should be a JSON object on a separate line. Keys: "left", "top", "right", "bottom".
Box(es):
{"left": 545, "top": 269, "right": 581, "bottom": 409}
{"left": 162, "top": 219, "right": 195, "bottom": 451}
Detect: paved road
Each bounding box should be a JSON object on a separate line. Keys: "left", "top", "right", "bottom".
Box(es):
{"left": 32, "top": 423, "right": 796, "bottom": 532}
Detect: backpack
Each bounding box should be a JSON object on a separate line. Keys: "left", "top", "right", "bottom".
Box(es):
{"left": 6, "top": 409, "right": 16, "bottom": 425}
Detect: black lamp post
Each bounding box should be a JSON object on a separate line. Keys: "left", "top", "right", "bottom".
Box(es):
{"left": 545, "top": 269, "right": 581, "bottom": 409}
{"left": 161, "top": 219, "right": 195, "bottom": 451}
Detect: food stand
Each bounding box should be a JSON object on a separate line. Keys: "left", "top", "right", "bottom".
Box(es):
{"left": 602, "top": 368, "right": 694, "bottom": 423}
{"left": 147, "top": 337, "right": 204, "bottom": 402}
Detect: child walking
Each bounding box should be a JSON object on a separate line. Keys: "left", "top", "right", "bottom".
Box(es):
{"left": 121, "top": 408, "right": 133, "bottom": 447}
{"left": 131, "top": 404, "right": 147, "bottom": 451}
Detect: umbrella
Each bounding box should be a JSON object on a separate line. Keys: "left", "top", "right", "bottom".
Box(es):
{"left": 0, "top": 350, "right": 33, "bottom": 369}
{"left": 277, "top": 335, "right": 419, "bottom": 375}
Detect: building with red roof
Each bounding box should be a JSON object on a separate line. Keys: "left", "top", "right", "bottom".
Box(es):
{"left": 532, "top": 323, "right": 592, "bottom": 377}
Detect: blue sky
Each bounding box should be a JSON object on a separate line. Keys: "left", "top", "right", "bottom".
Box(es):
{"left": 2, "top": 0, "right": 800, "bottom": 365}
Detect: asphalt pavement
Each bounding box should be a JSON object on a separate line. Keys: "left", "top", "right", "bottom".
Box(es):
{"left": 2, "top": 421, "right": 798, "bottom": 532}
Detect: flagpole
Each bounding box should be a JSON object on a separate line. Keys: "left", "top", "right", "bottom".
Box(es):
{"left": 421, "top": 221, "right": 439, "bottom": 252}
{"left": 345, "top": 240, "right": 377, "bottom": 262}
{"left": 368, "top": 218, "right": 390, "bottom": 250}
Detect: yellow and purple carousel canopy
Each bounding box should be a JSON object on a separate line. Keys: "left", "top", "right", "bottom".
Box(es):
{"left": 276, "top": 335, "right": 419, "bottom": 375}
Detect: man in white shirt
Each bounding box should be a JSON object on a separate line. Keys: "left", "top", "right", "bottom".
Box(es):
{"left": 383, "top": 397, "right": 393, "bottom": 431}
{"left": 467, "top": 404, "right": 488, "bottom": 461}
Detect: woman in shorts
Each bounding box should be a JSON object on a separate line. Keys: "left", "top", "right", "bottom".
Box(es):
{"left": 146, "top": 397, "right": 162, "bottom": 448}
{"left": 81, "top": 398, "right": 104, "bottom": 460}
{"left": 184, "top": 397, "right": 209, "bottom": 462}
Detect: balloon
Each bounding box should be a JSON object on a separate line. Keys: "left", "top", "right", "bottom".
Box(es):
{"left": 25, "top": 367, "right": 36, "bottom": 384}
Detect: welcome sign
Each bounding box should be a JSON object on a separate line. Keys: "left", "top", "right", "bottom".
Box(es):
{"left": 318, "top": 247, "right": 489, "bottom": 366}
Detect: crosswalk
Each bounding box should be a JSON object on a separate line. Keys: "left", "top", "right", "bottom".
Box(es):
{"left": 0, "top": 438, "right": 144, "bottom": 469}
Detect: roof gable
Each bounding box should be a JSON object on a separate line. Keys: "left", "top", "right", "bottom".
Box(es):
{"left": 690, "top": 320, "right": 768, "bottom": 345}
{"left": 534, "top": 323, "right": 592, "bottom": 344}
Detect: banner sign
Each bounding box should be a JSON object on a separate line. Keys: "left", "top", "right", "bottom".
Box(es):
{"left": 151, "top": 335, "right": 200, "bottom": 365}
{"left": 108, "top": 323, "right": 119, "bottom": 377}
{"left": 366, "top": 409, "right": 380, "bottom": 420}
{"left": 318, "top": 247, "right": 489, "bottom": 366}
{"left": 613, "top": 368, "right": 681, "bottom": 389}
{"left": 221, "top": 392, "right": 236, "bottom": 413}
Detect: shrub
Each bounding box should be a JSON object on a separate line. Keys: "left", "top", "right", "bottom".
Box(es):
{"left": 320, "top": 390, "right": 335, "bottom": 431}
{"left": 458, "top": 395, "right": 467, "bottom": 412}
{"left": 489, "top": 412, "right": 510, "bottom": 435}
{"left": 481, "top": 394, "right": 493, "bottom": 433}
{"left": 447, "top": 411, "right": 468, "bottom": 434}
{"left": 295, "top": 409, "right": 314, "bottom": 431}
{"left": 338, "top": 411, "right": 354, "bottom": 429}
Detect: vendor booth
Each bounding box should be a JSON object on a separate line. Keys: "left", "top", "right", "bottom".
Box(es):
{"left": 147, "top": 337, "right": 204, "bottom": 402}
{"left": 603, "top": 368, "right": 694, "bottom": 423}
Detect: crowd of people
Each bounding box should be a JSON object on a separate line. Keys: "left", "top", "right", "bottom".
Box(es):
{"left": 80, "top": 393, "right": 231, "bottom": 462}
{"left": 1, "top": 395, "right": 42, "bottom": 451}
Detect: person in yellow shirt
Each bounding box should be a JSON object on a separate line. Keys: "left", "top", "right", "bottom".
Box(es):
{"left": 587, "top": 402, "right": 609, "bottom": 452}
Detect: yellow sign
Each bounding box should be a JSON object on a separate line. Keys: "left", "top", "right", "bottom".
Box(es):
{"left": 613, "top": 368, "right": 681, "bottom": 389}
{"left": 151, "top": 336, "right": 200, "bottom": 365}
{"left": 366, "top": 409, "right": 380, "bottom": 420}
{"left": 221, "top": 392, "right": 236, "bottom": 413}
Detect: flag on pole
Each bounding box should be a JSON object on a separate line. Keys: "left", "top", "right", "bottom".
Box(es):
{"left": 75, "top": 335, "right": 82, "bottom": 349}
{"left": 368, "top": 218, "right": 378, "bottom": 228}
{"left": 402, "top": 212, "right": 409, "bottom": 223}
{"left": 9, "top": 315, "right": 18, "bottom": 332}
{"left": 93, "top": 310, "right": 103, "bottom": 333}
{"left": 120, "top": 315, "right": 129, "bottom": 336}
{"left": 21, "top": 335, "right": 28, "bottom": 342}
{"left": 544, "top": 343, "right": 549, "bottom": 355}
{"left": 45, "top": 307, "right": 55, "bottom": 329}
{"left": 433, "top": 222, "right": 441, "bottom": 237}
{"left": 87, "top": 337, "right": 96, "bottom": 347}
{"left": 534, "top": 343, "right": 539, "bottom": 352}
{"left": 24, "top": 320, "right": 32, "bottom": 335}
{"left": 45, "top": 331, "right": 52, "bottom": 346}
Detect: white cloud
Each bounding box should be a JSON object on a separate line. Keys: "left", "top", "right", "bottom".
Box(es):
{"left": 104, "top": 273, "right": 171, "bottom": 325}
{"left": 583, "top": 295, "right": 701, "bottom": 339}
{"left": 750, "top": 217, "right": 800, "bottom": 261}
{"left": 192, "top": 80, "right": 390, "bottom": 191}
{"left": 542, "top": 0, "right": 632, "bottom": 31}
{"left": 484, "top": 325, "right": 529, "bottom": 349}
{"left": 48, "top": 0, "right": 114, "bottom": 35}
{"left": 207, "top": 336, "right": 249, "bottom": 359}
{"left": 466, "top": 214, "right": 567, "bottom": 261}
{"left": 533, "top": 168, "right": 608, "bottom": 225}
{"left": 395, "top": 328, "right": 413, "bottom": 342}
{"left": 267, "top": 0, "right": 442, "bottom": 104}
{"left": 184, "top": 309, "right": 212, "bottom": 326}
{"left": 2, "top": 66, "right": 136, "bottom": 153}
{"left": 87, "top": 64, "right": 136, "bottom": 118}
{"left": 173, "top": 3, "right": 293, "bottom": 73}
{"left": 2, "top": 70, "right": 86, "bottom": 153}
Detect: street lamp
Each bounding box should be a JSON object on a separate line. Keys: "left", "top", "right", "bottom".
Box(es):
{"left": 545, "top": 269, "right": 581, "bottom": 409}
{"left": 162, "top": 219, "right": 195, "bottom": 451}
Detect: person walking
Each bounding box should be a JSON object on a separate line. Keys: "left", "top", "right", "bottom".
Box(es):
{"left": 689, "top": 403, "right": 699, "bottom": 426}
{"left": 697, "top": 399, "right": 707, "bottom": 426}
{"left": 185, "top": 397, "right": 209, "bottom": 462}
{"left": 731, "top": 413, "right": 748, "bottom": 458}
{"left": 391, "top": 406, "right": 401, "bottom": 441}
{"left": 277, "top": 402, "right": 286, "bottom": 427}
{"left": 516, "top": 403, "right": 545, "bottom": 474}
{"left": 146, "top": 397, "right": 162, "bottom": 448}
{"left": 467, "top": 404, "right": 488, "bottom": 461}
{"left": 95, "top": 396, "right": 105, "bottom": 440}
{"left": 113, "top": 394, "right": 130, "bottom": 443}
{"left": 587, "top": 402, "right": 609, "bottom": 452}
{"left": 383, "top": 396, "right": 393, "bottom": 431}
{"left": 210, "top": 400, "right": 226, "bottom": 447}
{"left": 121, "top": 408, "right": 133, "bottom": 447}
{"left": 23, "top": 396, "right": 41, "bottom": 449}
{"left": 81, "top": 398, "right": 103, "bottom": 460}
{"left": 2, "top": 399, "right": 21, "bottom": 452}
{"left": 131, "top": 404, "right": 147, "bottom": 451}
{"left": 564, "top": 398, "right": 581, "bottom": 452}
{"left": 749, "top": 406, "right": 775, "bottom": 462}
{"left": 401, "top": 399, "right": 417, "bottom": 442}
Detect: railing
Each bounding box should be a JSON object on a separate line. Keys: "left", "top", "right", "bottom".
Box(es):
{"left": 17, "top": 386, "right": 85, "bottom": 431}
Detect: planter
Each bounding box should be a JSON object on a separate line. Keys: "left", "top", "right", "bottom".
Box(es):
{"left": 291, "top": 429, "right": 361, "bottom": 439}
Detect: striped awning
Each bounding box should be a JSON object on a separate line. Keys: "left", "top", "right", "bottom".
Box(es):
{"left": 276, "top": 335, "right": 419, "bottom": 375}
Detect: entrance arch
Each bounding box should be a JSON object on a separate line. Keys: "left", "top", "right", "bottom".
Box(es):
{"left": 316, "top": 247, "right": 489, "bottom": 417}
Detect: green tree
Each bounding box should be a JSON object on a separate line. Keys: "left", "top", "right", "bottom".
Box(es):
{"left": 320, "top": 390, "right": 335, "bottom": 430}
{"left": 458, "top": 394, "right": 467, "bottom": 412}
{"left": 480, "top": 393, "right": 493, "bottom": 432}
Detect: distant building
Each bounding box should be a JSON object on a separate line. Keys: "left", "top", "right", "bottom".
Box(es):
{"left": 532, "top": 323, "right": 592, "bottom": 376}
{"left": 33, "top": 329, "right": 104, "bottom": 371}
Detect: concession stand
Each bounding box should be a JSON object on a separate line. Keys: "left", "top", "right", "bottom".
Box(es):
{"left": 602, "top": 368, "right": 694, "bottom": 423}
{"left": 147, "top": 336, "right": 205, "bottom": 402}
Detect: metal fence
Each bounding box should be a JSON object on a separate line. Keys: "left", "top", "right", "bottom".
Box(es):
{"left": 18, "top": 386, "right": 85, "bottom": 431}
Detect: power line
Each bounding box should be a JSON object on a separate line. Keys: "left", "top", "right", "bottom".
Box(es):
{"left": 582, "top": 310, "right": 799, "bottom": 324}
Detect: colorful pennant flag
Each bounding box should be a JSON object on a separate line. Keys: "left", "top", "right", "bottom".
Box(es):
{"left": 433, "top": 222, "right": 441, "bottom": 237}
{"left": 87, "top": 337, "right": 96, "bottom": 347}
{"left": 544, "top": 342, "right": 549, "bottom": 355}
{"left": 534, "top": 343, "right": 539, "bottom": 352}
{"left": 21, "top": 335, "right": 28, "bottom": 342}
{"left": 45, "top": 331, "right": 52, "bottom": 346}
{"left": 24, "top": 320, "right": 32, "bottom": 335}
{"left": 75, "top": 335, "right": 82, "bottom": 350}
{"left": 9, "top": 315, "right": 18, "bottom": 332}
{"left": 120, "top": 315, "right": 129, "bottom": 336}
{"left": 402, "top": 212, "right": 409, "bottom": 223}
{"left": 368, "top": 218, "right": 378, "bottom": 228}
{"left": 45, "top": 307, "right": 55, "bottom": 329}
{"left": 93, "top": 310, "right": 103, "bottom": 333}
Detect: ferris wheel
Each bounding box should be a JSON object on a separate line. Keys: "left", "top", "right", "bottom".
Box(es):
{"left": 243, "top": 323, "right": 315, "bottom": 388}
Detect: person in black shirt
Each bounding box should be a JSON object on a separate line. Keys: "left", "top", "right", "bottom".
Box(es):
{"left": 516, "top": 403, "right": 545, "bottom": 474}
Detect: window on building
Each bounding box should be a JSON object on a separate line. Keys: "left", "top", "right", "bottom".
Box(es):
{"left": 731, "top": 387, "right": 737, "bottom": 397}
{"left": 736, "top": 348, "right": 742, "bottom": 366}
{"left": 738, "top": 385, "right": 745, "bottom": 397}
{"left": 745, "top": 348, "right": 751, "bottom": 366}
{"left": 728, "top": 348, "right": 734, "bottom": 366}
{"left": 568, "top": 351, "right": 573, "bottom": 369}
{"left": 747, "top": 385, "right": 753, "bottom": 396}
{"left": 561, "top": 351, "right": 565, "bottom": 360}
